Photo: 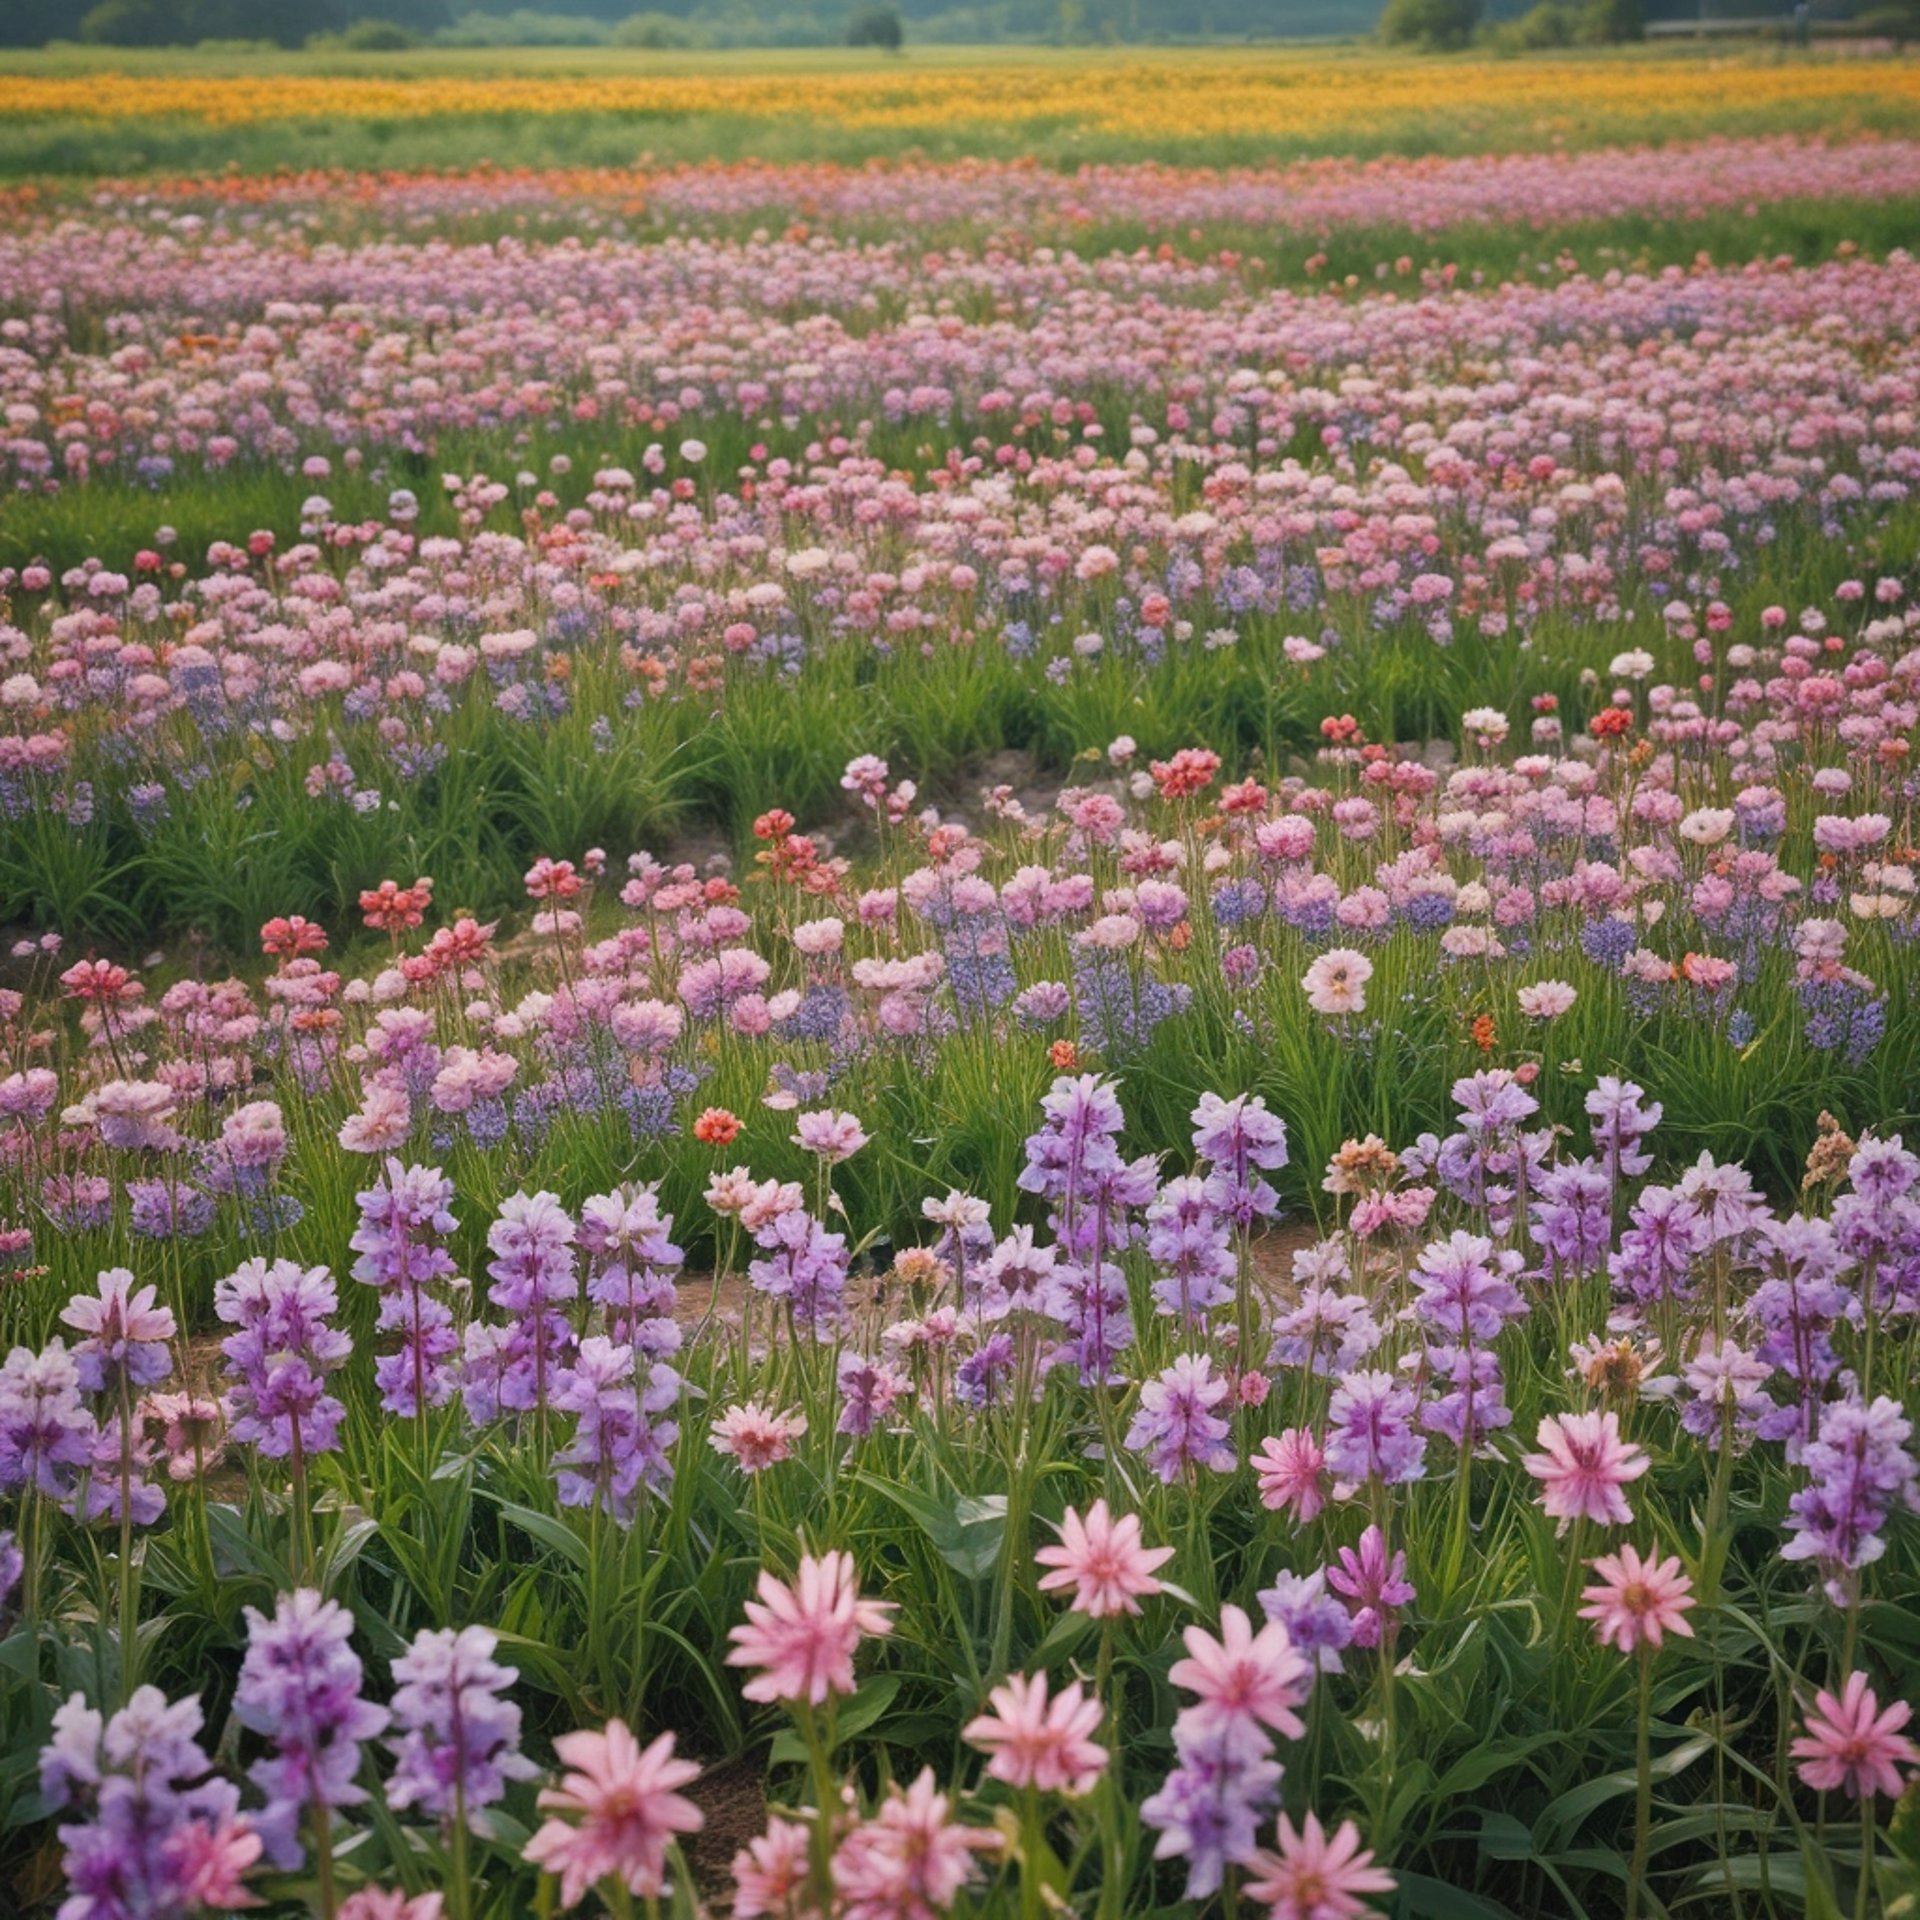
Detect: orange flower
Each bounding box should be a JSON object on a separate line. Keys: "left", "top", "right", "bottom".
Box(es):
{"left": 1048, "top": 1040, "right": 1080, "bottom": 1070}
{"left": 693, "top": 1107, "right": 743, "bottom": 1146}
{"left": 1471, "top": 1014, "right": 1497, "bottom": 1052}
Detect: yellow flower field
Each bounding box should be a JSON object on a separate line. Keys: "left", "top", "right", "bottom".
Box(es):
{"left": 2, "top": 47, "right": 1918, "bottom": 149}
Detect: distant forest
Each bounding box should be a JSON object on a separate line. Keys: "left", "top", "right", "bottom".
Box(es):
{"left": 0, "top": 0, "right": 1861, "bottom": 51}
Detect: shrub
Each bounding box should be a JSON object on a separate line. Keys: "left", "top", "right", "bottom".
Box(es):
{"left": 846, "top": 1, "right": 905, "bottom": 44}
{"left": 611, "top": 9, "right": 699, "bottom": 45}
{"left": 1377, "top": 0, "right": 1481, "bottom": 49}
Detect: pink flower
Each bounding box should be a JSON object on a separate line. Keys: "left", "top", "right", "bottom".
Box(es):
{"left": 731, "top": 1815, "right": 814, "bottom": 1918}
{"left": 1517, "top": 980, "right": 1577, "bottom": 1020}
{"left": 338, "top": 1085, "right": 411, "bottom": 1154}
{"left": 1253, "top": 1429, "right": 1329, "bottom": 1523}
{"left": 962, "top": 1672, "right": 1108, "bottom": 1797}
{"left": 1522, "top": 1410, "right": 1649, "bottom": 1532}
{"left": 1168, "top": 1605, "right": 1310, "bottom": 1742}
{"left": 337, "top": 1892, "right": 445, "bottom": 1920}
{"left": 726, "top": 1550, "right": 894, "bottom": 1706}
{"left": 792, "top": 1109, "right": 868, "bottom": 1163}
{"left": 1578, "top": 1546, "right": 1696, "bottom": 1654}
{"left": 1244, "top": 1811, "right": 1394, "bottom": 1919}
{"left": 1034, "top": 1498, "right": 1173, "bottom": 1618}
{"left": 522, "top": 1721, "right": 703, "bottom": 1907}
{"left": 832, "top": 1769, "right": 996, "bottom": 1920}
{"left": 165, "top": 1816, "right": 263, "bottom": 1911}
{"left": 1301, "top": 949, "right": 1372, "bottom": 1017}
{"left": 1792, "top": 1672, "right": 1920, "bottom": 1799}
{"left": 710, "top": 1403, "right": 807, "bottom": 1473}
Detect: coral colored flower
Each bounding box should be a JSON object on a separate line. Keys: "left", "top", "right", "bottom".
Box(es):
{"left": 1244, "top": 1811, "right": 1394, "bottom": 1920}
{"left": 1168, "top": 1605, "right": 1310, "bottom": 1743}
{"left": 1522, "top": 1410, "right": 1649, "bottom": 1532}
{"left": 1792, "top": 1672, "right": 1920, "bottom": 1799}
{"left": 693, "top": 1107, "right": 743, "bottom": 1146}
{"left": 1034, "top": 1498, "right": 1173, "bottom": 1618}
{"left": 726, "top": 1550, "right": 894, "bottom": 1706}
{"left": 522, "top": 1721, "right": 704, "bottom": 1908}
{"left": 1578, "top": 1546, "right": 1696, "bottom": 1653}
{"left": 962, "top": 1672, "right": 1108, "bottom": 1797}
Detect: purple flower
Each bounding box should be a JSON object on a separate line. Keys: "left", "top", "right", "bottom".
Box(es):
{"left": 1140, "top": 1732, "right": 1282, "bottom": 1901}
{"left": 465, "top": 1190, "right": 579, "bottom": 1418}
{"left": 127, "top": 1179, "right": 215, "bottom": 1241}
{"left": 1609, "top": 1184, "right": 1706, "bottom": 1306}
{"left": 1019, "top": 1073, "right": 1156, "bottom": 1261}
{"left": 748, "top": 1209, "right": 850, "bottom": 1342}
{"left": 236, "top": 1588, "right": 390, "bottom": 1869}
{"left": 551, "top": 1335, "right": 679, "bottom": 1521}
{"left": 350, "top": 1159, "right": 463, "bottom": 1420}
{"left": 1783, "top": 1395, "right": 1920, "bottom": 1606}
{"left": 1326, "top": 1525, "right": 1416, "bottom": 1649}
{"left": 60, "top": 1268, "right": 176, "bottom": 1396}
{"left": 41, "top": 1685, "right": 253, "bottom": 1920}
{"left": 579, "top": 1185, "right": 684, "bottom": 1357}
{"left": 1587, "top": 1077, "right": 1660, "bottom": 1184}
{"left": 214, "top": 1259, "right": 351, "bottom": 1460}
{"left": 837, "top": 1351, "right": 912, "bottom": 1438}
{"left": 1529, "top": 1158, "right": 1614, "bottom": 1279}
{"left": 0, "top": 1340, "right": 99, "bottom": 1499}
{"left": 1324, "top": 1369, "right": 1427, "bottom": 1488}
{"left": 1256, "top": 1568, "right": 1355, "bottom": 1674}
{"left": 1410, "top": 1232, "right": 1527, "bottom": 1343}
{"left": 1749, "top": 1213, "right": 1858, "bottom": 1456}
{"left": 1126, "top": 1352, "right": 1235, "bottom": 1482}
{"left": 1145, "top": 1176, "right": 1236, "bottom": 1320}
{"left": 1189, "top": 1090, "right": 1289, "bottom": 1227}
{"left": 387, "top": 1625, "right": 537, "bottom": 1831}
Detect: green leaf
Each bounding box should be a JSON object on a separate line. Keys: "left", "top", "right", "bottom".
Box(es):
{"left": 489, "top": 1500, "right": 589, "bottom": 1572}
{"left": 1393, "top": 1870, "right": 1522, "bottom": 1919}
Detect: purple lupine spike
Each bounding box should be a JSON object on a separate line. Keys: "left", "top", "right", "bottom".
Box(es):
{"left": 387, "top": 1624, "right": 537, "bottom": 1831}
{"left": 1126, "top": 1352, "right": 1236, "bottom": 1483}
{"left": 350, "top": 1159, "right": 464, "bottom": 1419}
{"left": 236, "top": 1588, "right": 390, "bottom": 1870}
{"left": 214, "top": 1259, "right": 351, "bottom": 1460}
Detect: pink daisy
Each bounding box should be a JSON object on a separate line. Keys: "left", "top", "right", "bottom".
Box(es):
{"left": 710, "top": 1402, "right": 807, "bottom": 1474}
{"left": 1792, "top": 1672, "right": 1920, "bottom": 1799}
{"left": 730, "top": 1815, "right": 814, "bottom": 1919}
{"left": 832, "top": 1768, "right": 997, "bottom": 1920}
{"left": 1252, "top": 1428, "right": 1329, "bottom": 1524}
{"left": 1245, "top": 1811, "right": 1394, "bottom": 1919}
{"left": 1168, "top": 1604, "right": 1311, "bottom": 1742}
{"left": 1578, "top": 1546, "right": 1696, "bottom": 1654}
{"left": 1034, "top": 1498, "right": 1173, "bottom": 1618}
{"left": 726, "top": 1550, "right": 895, "bottom": 1706}
{"left": 962, "top": 1671, "right": 1108, "bottom": 1797}
{"left": 522, "top": 1721, "right": 704, "bottom": 1908}
{"left": 1522, "top": 1410, "right": 1649, "bottom": 1532}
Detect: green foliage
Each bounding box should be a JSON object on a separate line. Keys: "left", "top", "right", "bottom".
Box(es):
{"left": 1378, "top": 0, "right": 1482, "bottom": 49}
{"left": 846, "top": 0, "right": 904, "bottom": 40}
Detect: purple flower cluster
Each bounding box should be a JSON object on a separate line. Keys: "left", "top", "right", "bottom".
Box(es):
{"left": 551, "top": 1334, "right": 680, "bottom": 1521}
{"left": 236, "top": 1588, "right": 390, "bottom": 1869}
{"left": 1783, "top": 1394, "right": 1920, "bottom": 1605}
{"left": 350, "top": 1159, "right": 464, "bottom": 1419}
{"left": 463, "top": 1189, "right": 579, "bottom": 1421}
{"left": 386, "top": 1624, "right": 537, "bottom": 1832}
{"left": 214, "top": 1259, "right": 351, "bottom": 1460}
{"left": 1126, "top": 1351, "right": 1236, "bottom": 1482}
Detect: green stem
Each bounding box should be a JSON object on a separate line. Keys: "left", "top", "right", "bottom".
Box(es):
{"left": 1628, "top": 1646, "right": 1652, "bottom": 1920}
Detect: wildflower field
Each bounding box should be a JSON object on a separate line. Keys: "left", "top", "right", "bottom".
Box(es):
{"left": 3, "top": 42, "right": 1920, "bottom": 1920}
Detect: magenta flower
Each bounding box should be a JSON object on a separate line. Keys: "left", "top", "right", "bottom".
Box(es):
{"left": 1792, "top": 1673, "right": 1920, "bottom": 1799}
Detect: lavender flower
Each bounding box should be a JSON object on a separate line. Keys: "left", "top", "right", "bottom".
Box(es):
{"left": 236, "top": 1588, "right": 390, "bottom": 1869}
{"left": 1256, "top": 1568, "right": 1355, "bottom": 1674}
{"left": 214, "top": 1259, "right": 351, "bottom": 1459}
{"left": 551, "top": 1335, "right": 679, "bottom": 1521}
{"left": 41, "top": 1686, "right": 256, "bottom": 1920}
{"left": 0, "top": 1340, "right": 99, "bottom": 1499}
{"left": 1126, "top": 1352, "right": 1235, "bottom": 1482}
{"left": 1323, "top": 1369, "right": 1427, "bottom": 1488}
{"left": 579, "top": 1185, "right": 684, "bottom": 1356}
{"left": 1145, "top": 1176, "right": 1236, "bottom": 1320}
{"left": 387, "top": 1625, "right": 537, "bottom": 1831}
{"left": 465, "top": 1190, "right": 579, "bottom": 1419}
{"left": 61, "top": 1269, "right": 175, "bottom": 1396}
{"left": 1783, "top": 1394, "right": 1920, "bottom": 1605}
{"left": 748, "top": 1209, "right": 849, "bottom": 1342}
{"left": 1189, "top": 1090, "right": 1289, "bottom": 1228}
{"left": 351, "top": 1159, "right": 464, "bottom": 1419}
{"left": 1326, "top": 1525, "right": 1416, "bottom": 1650}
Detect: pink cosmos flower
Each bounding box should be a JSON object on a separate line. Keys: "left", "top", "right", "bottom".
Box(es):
{"left": 1253, "top": 1429, "right": 1329, "bottom": 1524}
{"left": 523, "top": 1721, "right": 703, "bottom": 1907}
{"left": 731, "top": 1814, "right": 814, "bottom": 1918}
{"left": 1578, "top": 1546, "right": 1696, "bottom": 1654}
{"left": 1792, "top": 1672, "right": 1920, "bottom": 1799}
{"left": 1522, "top": 1410, "right": 1649, "bottom": 1532}
{"left": 962, "top": 1672, "right": 1108, "bottom": 1797}
{"left": 726, "top": 1550, "right": 895, "bottom": 1706}
{"left": 1244, "top": 1811, "right": 1394, "bottom": 1919}
{"left": 1168, "top": 1605, "right": 1310, "bottom": 1742}
{"left": 832, "top": 1769, "right": 996, "bottom": 1920}
{"left": 1033, "top": 1498, "right": 1173, "bottom": 1618}
{"left": 338, "top": 1085, "right": 411, "bottom": 1154}
{"left": 710, "top": 1403, "right": 807, "bottom": 1473}
{"left": 1517, "top": 980, "right": 1577, "bottom": 1020}
{"left": 1301, "top": 949, "right": 1372, "bottom": 1017}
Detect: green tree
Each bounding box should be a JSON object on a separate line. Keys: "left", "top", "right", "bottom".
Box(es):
{"left": 1378, "top": 0, "right": 1481, "bottom": 46}
{"left": 845, "top": 0, "right": 902, "bottom": 41}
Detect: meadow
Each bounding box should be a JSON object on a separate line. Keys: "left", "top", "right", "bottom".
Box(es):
{"left": 1, "top": 42, "right": 1920, "bottom": 1920}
